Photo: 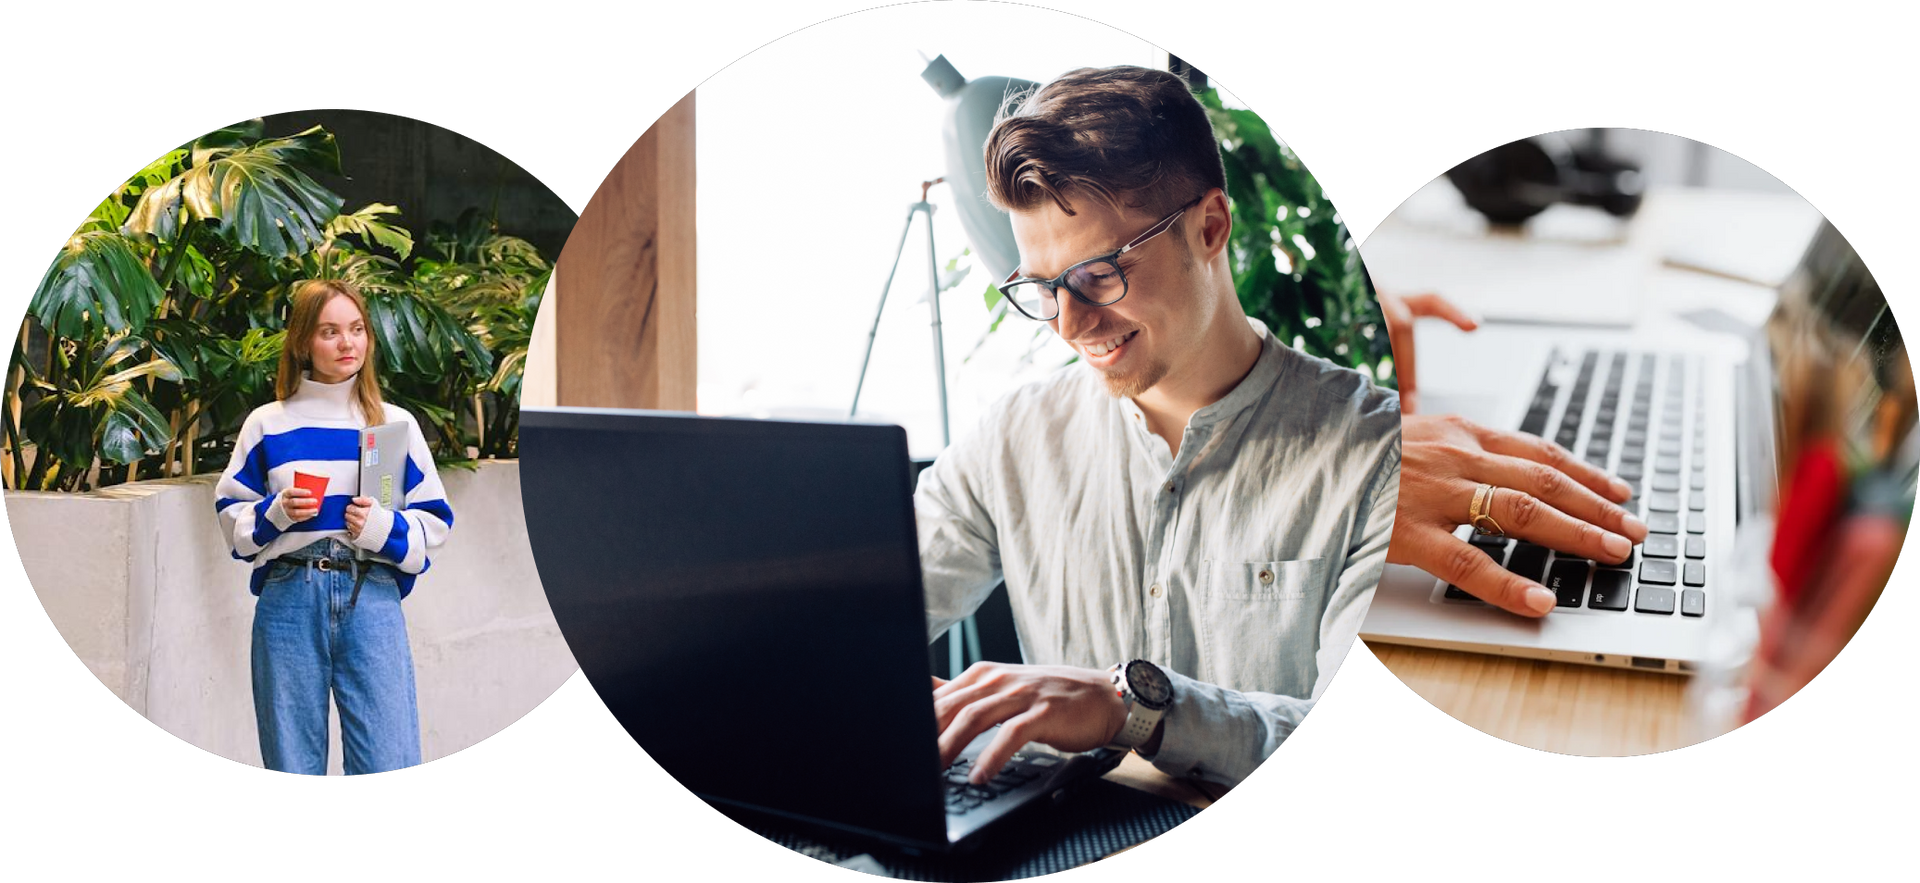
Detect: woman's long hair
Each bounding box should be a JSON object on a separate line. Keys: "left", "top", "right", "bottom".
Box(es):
{"left": 275, "top": 279, "right": 385, "bottom": 424}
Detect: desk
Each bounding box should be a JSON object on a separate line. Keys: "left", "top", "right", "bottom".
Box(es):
{"left": 1103, "top": 752, "right": 1216, "bottom": 809}
{"left": 1368, "top": 642, "right": 1691, "bottom": 756}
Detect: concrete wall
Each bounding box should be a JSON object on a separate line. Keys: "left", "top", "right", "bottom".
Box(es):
{"left": 5, "top": 460, "right": 576, "bottom": 773}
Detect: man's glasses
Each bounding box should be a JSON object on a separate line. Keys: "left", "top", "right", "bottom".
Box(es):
{"left": 995, "top": 201, "right": 1194, "bottom": 322}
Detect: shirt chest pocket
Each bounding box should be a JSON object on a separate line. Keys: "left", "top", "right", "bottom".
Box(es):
{"left": 1194, "top": 557, "right": 1329, "bottom": 692}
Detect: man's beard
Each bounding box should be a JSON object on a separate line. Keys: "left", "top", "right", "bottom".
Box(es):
{"left": 1093, "top": 354, "right": 1169, "bottom": 399}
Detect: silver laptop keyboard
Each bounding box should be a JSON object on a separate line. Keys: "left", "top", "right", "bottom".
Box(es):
{"left": 1446, "top": 349, "right": 1708, "bottom": 617}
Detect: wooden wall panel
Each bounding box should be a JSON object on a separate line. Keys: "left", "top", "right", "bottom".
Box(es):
{"left": 553, "top": 92, "right": 696, "bottom": 409}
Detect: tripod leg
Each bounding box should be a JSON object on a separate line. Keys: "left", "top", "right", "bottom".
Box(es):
{"left": 850, "top": 206, "right": 923, "bottom": 419}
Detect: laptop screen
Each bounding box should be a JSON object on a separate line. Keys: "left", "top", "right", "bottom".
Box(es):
{"left": 521, "top": 409, "right": 948, "bottom": 848}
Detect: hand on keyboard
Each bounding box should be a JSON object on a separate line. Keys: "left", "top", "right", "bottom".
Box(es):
{"left": 1392, "top": 413, "right": 1649, "bottom": 616}
{"left": 930, "top": 663, "right": 1130, "bottom": 786}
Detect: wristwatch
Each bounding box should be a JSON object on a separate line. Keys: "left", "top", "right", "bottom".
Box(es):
{"left": 1105, "top": 659, "right": 1174, "bottom": 751}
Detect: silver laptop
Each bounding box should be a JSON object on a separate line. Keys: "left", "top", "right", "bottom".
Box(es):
{"left": 1363, "top": 222, "right": 1882, "bottom": 673}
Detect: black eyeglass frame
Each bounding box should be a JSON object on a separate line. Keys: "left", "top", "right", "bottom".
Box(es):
{"left": 995, "top": 200, "right": 1198, "bottom": 322}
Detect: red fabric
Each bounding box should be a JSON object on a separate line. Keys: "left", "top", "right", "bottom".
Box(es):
{"left": 1769, "top": 439, "right": 1848, "bottom": 607}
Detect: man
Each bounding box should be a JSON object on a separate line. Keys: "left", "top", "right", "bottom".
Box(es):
{"left": 917, "top": 66, "right": 1400, "bottom": 788}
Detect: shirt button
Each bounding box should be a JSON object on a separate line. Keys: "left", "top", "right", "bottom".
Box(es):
{"left": 1162, "top": 481, "right": 1176, "bottom": 494}
{"left": 1149, "top": 583, "right": 1164, "bottom": 598}
{"left": 1258, "top": 569, "right": 1275, "bottom": 585}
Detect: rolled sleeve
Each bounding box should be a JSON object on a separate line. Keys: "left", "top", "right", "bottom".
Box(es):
{"left": 1146, "top": 669, "right": 1312, "bottom": 787}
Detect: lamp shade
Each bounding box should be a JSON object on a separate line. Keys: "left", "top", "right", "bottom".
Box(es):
{"left": 922, "top": 55, "right": 1034, "bottom": 285}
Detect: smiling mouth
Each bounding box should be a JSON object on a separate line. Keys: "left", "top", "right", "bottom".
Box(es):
{"left": 1081, "top": 330, "right": 1137, "bottom": 358}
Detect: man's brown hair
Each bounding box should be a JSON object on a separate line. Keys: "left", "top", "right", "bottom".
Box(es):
{"left": 984, "top": 66, "right": 1225, "bottom": 220}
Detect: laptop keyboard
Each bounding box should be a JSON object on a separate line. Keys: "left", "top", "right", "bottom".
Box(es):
{"left": 1449, "top": 349, "right": 1708, "bottom": 618}
{"left": 941, "top": 753, "right": 1059, "bottom": 814}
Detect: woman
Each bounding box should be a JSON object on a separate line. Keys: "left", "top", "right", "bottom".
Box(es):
{"left": 213, "top": 279, "right": 454, "bottom": 774}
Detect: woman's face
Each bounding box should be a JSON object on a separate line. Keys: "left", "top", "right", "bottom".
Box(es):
{"left": 308, "top": 295, "right": 369, "bottom": 384}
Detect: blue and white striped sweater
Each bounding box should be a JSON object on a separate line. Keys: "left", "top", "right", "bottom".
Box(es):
{"left": 214, "top": 374, "right": 453, "bottom": 597}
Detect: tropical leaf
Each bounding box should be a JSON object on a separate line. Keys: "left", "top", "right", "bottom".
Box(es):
{"left": 327, "top": 203, "right": 414, "bottom": 258}
{"left": 31, "top": 231, "right": 165, "bottom": 338}
{"left": 124, "top": 125, "right": 345, "bottom": 260}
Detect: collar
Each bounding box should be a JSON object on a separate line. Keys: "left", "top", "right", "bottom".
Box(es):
{"left": 1115, "top": 317, "right": 1289, "bottom": 432}
{"left": 283, "top": 371, "right": 362, "bottom": 420}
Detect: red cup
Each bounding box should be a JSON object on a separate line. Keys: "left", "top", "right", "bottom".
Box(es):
{"left": 292, "top": 471, "right": 330, "bottom": 501}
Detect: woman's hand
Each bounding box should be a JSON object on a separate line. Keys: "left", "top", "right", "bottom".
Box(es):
{"left": 343, "top": 496, "right": 378, "bottom": 539}
{"left": 1391, "top": 414, "right": 1650, "bottom": 616}
{"left": 1380, "top": 291, "right": 1479, "bottom": 415}
{"left": 279, "top": 487, "right": 321, "bottom": 522}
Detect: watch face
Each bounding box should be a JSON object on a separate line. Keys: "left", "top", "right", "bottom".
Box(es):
{"left": 1128, "top": 660, "right": 1173, "bottom": 709}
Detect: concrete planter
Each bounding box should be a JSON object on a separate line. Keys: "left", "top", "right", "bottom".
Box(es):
{"left": 5, "top": 460, "right": 576, "bottom": 772}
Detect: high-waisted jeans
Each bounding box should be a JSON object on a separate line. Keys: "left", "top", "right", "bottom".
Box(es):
{"left": 250, "top": 540, "right": 420, "bottom": 774}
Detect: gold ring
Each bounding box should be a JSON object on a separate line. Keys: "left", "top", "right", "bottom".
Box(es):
{"left": 1469, "top": 483, "right": 1506, "bottom": 537}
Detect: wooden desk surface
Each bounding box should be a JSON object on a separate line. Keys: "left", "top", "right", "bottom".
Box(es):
{"left": 1369, "top": 642, "right": 1693, "bottom": 756}
{"left": 1103, "top": 752, "right": 1216, "bottom": 809}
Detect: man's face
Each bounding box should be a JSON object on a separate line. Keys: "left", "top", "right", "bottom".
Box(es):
{"left": 1009, "top": 198, "right": 1213, "bottom": 399}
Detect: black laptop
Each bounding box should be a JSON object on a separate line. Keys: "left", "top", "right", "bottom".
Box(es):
{"left": 519, "top": 408, "right": 1122, "bottom": 853}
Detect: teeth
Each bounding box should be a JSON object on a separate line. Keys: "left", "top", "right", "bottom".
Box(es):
{"left": 1085, "top": 332, "right": 1132, "bottom": 357}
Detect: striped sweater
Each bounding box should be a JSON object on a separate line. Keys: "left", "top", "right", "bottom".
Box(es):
{"left": 214, "top": 374, "right": 454, "bottom": 597}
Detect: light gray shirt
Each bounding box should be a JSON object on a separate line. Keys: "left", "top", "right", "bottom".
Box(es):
{"left": 916, "top": 318, "right": 1401, "bottom": 786}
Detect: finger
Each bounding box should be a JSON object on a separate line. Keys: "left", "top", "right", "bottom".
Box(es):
{"left": 931, "top": 676, "right": 947, "bottom": 690}
{"left": 353, "top": 496, "right": 375, "bottom": 507}
{"left": 1472, "top": 452, "right": 1645, "bottom": 554}
{"left": 1486, "top": 486, "right": 1634, "bottom": 564}
{"left": 1382, "top": 297, "right": 1418, "bottom": 411}
{"left": 969, "top": 710, "right": 1041, "bottom": 785}
{"left": 286, "top": 488, "right": 312, "bottom": 499}
{"left": 1477, "top": 427, "right": 1634, "bottom": 505}
{"left": 932, "top": 678, "right": 997, "bottom": 734}
{"left": 937, "top": 692, "right": 1027, "bottom": 770}
{"left": 1423, "top": 529, "right": 1556, "bottom": 616}
{"left": 1400, "top": 292, "right": 1480, "bottom": 332}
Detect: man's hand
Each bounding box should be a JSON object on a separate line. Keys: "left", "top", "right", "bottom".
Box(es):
{"left": 343, "top": 496, "right": 378, "bottom": 539}
{"left": 932, "top": 662, "right": 1129, "bottom": 784}
{"left": 1392, "top": 413, "right": 1647, "bottom": 616}
{"left": 279, "top": 487, "right": 321, "bottom": 522}
{"left": 1379, "top": 291, "right": 1479, "bottom": 415}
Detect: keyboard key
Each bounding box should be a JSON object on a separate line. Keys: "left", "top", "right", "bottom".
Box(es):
{"left": 1588, "top": 570, "right": 1631, "bottom": 610}
{"left": 1690, "top": 472, "right": 1706, "bottom": 491}
{"left": 1641, "top": 560, "right": 1678, "bottom": 585}
{"left": 1617, "top": 462, "right": 1644, "bottom": 481}
{"left": 1586, "top": 438, "right": 1611, "bottom": 456}
{"left": 1546, "top": 560, "right": 1590, "bottom": 608}
{"left": 1687, "top": 512, "right": 1706, "bottom": 534}
{"left": 1684, "top": 562, "right": 1705, "bottom": 587}
{"left": 1681, "top": 589, "right": 1706, "bottom": 617}
{"left": 1646, "top": 492, "right": 1680, "bottom": 512}
{"left": 1685, "top": 536, "right": 1706, "bottom": 559}
{"left": 1643, "top": 535, "right": 1680, "bottom": 558}
{"left": 1556, "top": 429, "right": 1579, "bottom": 448}
{"left": 1636, "top": 586, "right": 1677, "bottom": 615}
{"left": 1468, "top": 531, "right": 1509, "bottom": 550}
{"left": 1656, "top": 456, "right": 1683, "bottom": 473}
{"left": 1622, "top": 444, "right": 1646, "bottom": 462}
{"left": 1650, "top": 473, "right": 1680, "bottom": 492}
{"left": 1444, "top": 586, "right": 1480, "bottom": 601}
{"left": 1506, "top": 543, "right": 1552, "bottom": 583}
{"left": 1648, "top": 513, "right": 1680, "bottom": 534}
{"left": 1657, "top": 440, "right": 1682, "bottom": 457}
{"left": 1688, "top": 494, "right": 1706, "bottom": 511}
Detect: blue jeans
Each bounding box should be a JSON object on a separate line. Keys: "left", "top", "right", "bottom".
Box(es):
{"left": 250, "top": 542, "right": 420, "bottom": 775}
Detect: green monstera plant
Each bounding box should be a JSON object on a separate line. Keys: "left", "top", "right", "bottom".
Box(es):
{"left": 7, "top": 121, "right": 550, "bottom": 492}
